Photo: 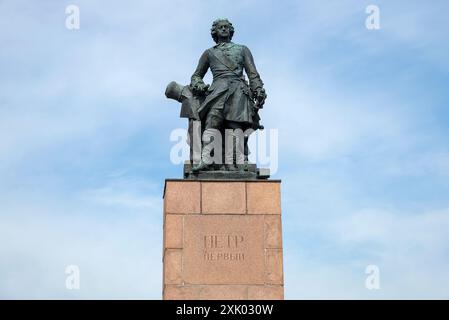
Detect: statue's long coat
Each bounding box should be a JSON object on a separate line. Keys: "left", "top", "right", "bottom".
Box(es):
{"left": 191, "top": 42, "right": 264, "bottom": 127}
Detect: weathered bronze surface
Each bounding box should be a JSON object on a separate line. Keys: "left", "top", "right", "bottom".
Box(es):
{"left": 166, "top": 19, "right": 268, "bottom": 179}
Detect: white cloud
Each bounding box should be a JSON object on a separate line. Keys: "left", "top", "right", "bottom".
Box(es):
{"left": 284, "top": 198, "right": 449, "bottom": 298}
{"left": 260, "top": 68, "right": 406, "bottom": 162}
{"left": 0, "top": 176, "right": 164, "bottom": 299}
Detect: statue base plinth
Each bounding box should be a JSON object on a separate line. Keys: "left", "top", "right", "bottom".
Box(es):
{"left": 183, "top": 162, "right": 270, "bottom": 180}
{"left": 162, "top": 179, "right": 284, "bottom": 300}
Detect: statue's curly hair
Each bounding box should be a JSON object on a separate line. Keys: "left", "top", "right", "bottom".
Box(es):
{"left": 210, "top": 18, "right": 234, "bottom": 43}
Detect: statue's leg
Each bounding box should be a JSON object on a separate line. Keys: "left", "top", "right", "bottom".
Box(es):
{"left": 244, "top": 134, "right": 249, "bottom": 162}
{"left": 192, "top": 108, "right": 224, "bottom": 171}
{"left": 224, "top": 121, "right": 246, "bottom": 171}
{"left": 243, "top": 128, "right": 254, "bottom": 171}
{"left": 220, "top": 127, "right": 226, "bottom": 170}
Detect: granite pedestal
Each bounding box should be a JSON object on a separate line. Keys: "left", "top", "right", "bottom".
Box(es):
{"left": 162, "top": 179, "right": 284, "bottom": 300}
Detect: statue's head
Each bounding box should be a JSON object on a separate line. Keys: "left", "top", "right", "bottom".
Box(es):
{"left": 211, "top": 18, "right": 234, "bottom": 43}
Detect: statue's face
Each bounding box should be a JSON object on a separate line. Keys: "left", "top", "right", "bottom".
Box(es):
{"left": 216, "top": 21, "right": 231, "bottom": 39}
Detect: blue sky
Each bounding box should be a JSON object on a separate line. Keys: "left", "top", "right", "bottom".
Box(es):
{"left": 1, "top": 0, "right": 449, "bottom": 299}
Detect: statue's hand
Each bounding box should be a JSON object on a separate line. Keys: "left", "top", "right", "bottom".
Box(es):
{"left": 254, "top": 88, "right": 267, "bottom": 108}
{"left": 192, "top": 83, "right": 209, "bottom": 96}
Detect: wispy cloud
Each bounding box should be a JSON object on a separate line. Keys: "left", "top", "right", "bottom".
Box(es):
{"left": 0, "top": 175, "right": 163, "bottom": 299}
{"left": 285, "top": 207, "right": 449, "bottom": 299}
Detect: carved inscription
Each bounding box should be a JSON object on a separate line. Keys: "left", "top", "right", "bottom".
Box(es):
{"left": 183, "top": 215, "right": 265, "bottom": 284}
{"left": 203, "top": 234, "right": 245, "bottom": 262}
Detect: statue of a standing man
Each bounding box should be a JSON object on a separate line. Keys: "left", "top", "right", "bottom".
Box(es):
{"left": 191, "top": 18, "right": 267, "bottom": 172}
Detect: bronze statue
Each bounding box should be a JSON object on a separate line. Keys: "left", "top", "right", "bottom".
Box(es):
{"left": 166, "top": 18, "right": 267, "bottom": 178}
